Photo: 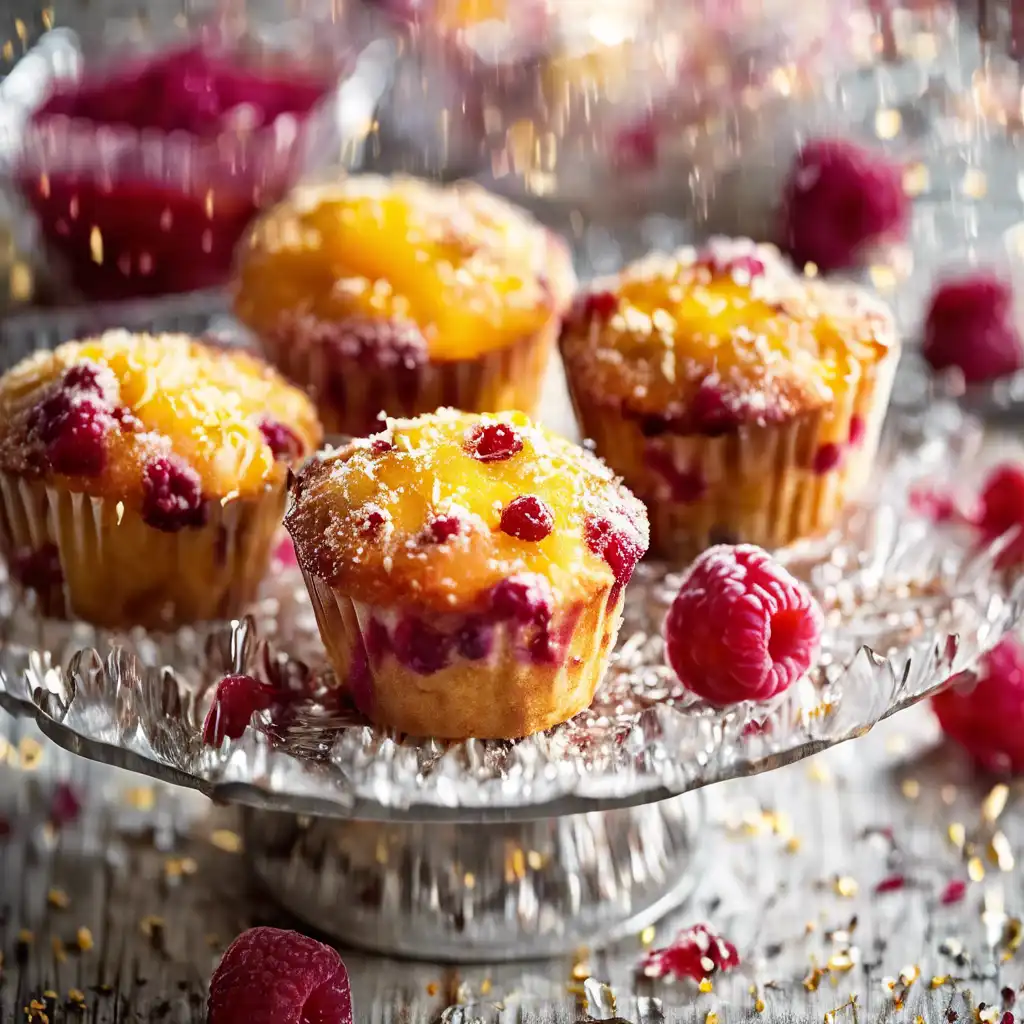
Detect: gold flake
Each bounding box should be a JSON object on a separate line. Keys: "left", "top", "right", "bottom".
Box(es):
{"left": 706, "top": 1013, "right": 719, "bottom": 1024}
{"left": 902, "top": 163, "right": 930, "bottom": 197}
{"left": 76, "top": 927, "right": 93, "bottom": 951}
{"left": 463, "top": 872, "right": 476, "bottom": 890}
{"left": 755, "top": 998, "right": 766, "bottom": 1013}
{"left": 786, "top": 836, "right": 803, "bottom": 854}
{"left": 875, "top": 108, "right": 902, "bottom": 139}
{"left": 834, "top": 876, "right": 859, "bottom": 898}
{"left": 982, "top": 784, "right": 1010, "bottom": 822}
{"left": 89, "top": 227, "right": 103, "bottom": 264}
{"left": 806, "top": 760, "right": 832, "bottom": 784}
{"left": 47, "top": 888, "right": 69, "bottom": 909}
{"left": 639, "top": 926, "right": 656, "bottom": 947}
{"left": 698, "top": 978, "right": 713, "bottom": 994}
{"left": 990, "top": 832, "right": 1015, "bottom": 872}
{"left": 211, "top": 829, "right": 243, "bottom": 853}
{"left": 526, "top": 850, "right": 544, "bottom": 870}
{"left": 968, "top": 856, "right": 986, "bottom": 882}
{"left": 916, "top": 1017, "right": 926, "bottom": 1024}
{"left": 804, "top": 966, "right": 825, "bottom": 992}
{"left": 18, "top": 737, "right": 43, "bottom": 770}
{"left": 829, "top": 953, "right": 856, "bottom": 973}
{"left": 115, "top": 501, "right": 124, "bottom": 525}
{"left": 480, "top": 979, "right": 492, "bottom": 995}
{"left": 42, "top": 9, "right": 54, "bottom": 30}
{"left": 962, "top": 168, "right": 988, "bottom": 199}
{"left": 900, "top": 778, "right": 920, "bottom": 800}
{"left": 51, "top": 937, "right": 66, "bottom": 963}
{"left": 68, "top": 990, "right": 86, "bottom": 1006}
{"left": 930, "top": 976, "right": 948, "bottom": 988}
{"left": 948, "top": 822, "right": 966, "bottom": 849}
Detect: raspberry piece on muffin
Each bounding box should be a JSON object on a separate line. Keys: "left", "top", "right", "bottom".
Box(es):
{"left": 208, "top": 927, "right": 352, "bottom": 1024}
{"left": 931, "top": 638, "right": 1024, "bottom": 775}
{"left": 234, "top": 176, "right": 577, "bottom": 436}
{"left": 665, "top": 544, "right": 824, "bottom": 705}
{"left": 559, "top": 239, "right": 899, "bottom": 560}
{"left": 0, "top": 331, "right": 322, "bottom": 629}
{"left": 780, "top": 137, "right": 909, "bottom": 273}
{"left": 921, "top": 272, "right": 1023, "bottom": 384}
{"left": 285, "top": 409, "right": 648, "bottom": 739}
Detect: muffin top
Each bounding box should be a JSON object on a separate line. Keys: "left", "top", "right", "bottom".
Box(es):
{"left": 285, "top": 408, "right": 648, "bottom": 612}
{"left": 0, "top": 331, "right": 322, "bottom": 526}
{"left": 234, "top": 175, "right": 576, "bottom": 361}
{"left": 559, "top": 239, "right": 898, "bottom": 433}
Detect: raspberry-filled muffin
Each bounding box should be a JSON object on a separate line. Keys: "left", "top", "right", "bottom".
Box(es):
{"left": 285, "top": 408, "right": 648, "bottom": 739}
{"left": 0, "top": 331, "right": 321, "bottom": 629}
{"left": 559, "top": 239, "right": 899, "bottom": 560}
{"left": 234, "top": 175, "right": 576, "bottom": 437}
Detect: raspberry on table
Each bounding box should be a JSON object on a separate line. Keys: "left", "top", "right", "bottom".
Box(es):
{"left": 202, "top": 674, "right": 278, "bottom": 746}
{"left": 500, "top": 495, "right": 554, "bottom": 542}
{"left": 207, "top": 927, "right": 352, "bottom": 1024}
{"left": 463, "top": 422, "right": 523, "bottom": 463}
{"left": 921, "top": 273, "right": 1023, "bottom": 384}
{"left": 665, "top": 544, "right": 824, "bottom": 705}
{"left": 931, "top": 638, "right": 1024, "bottom": 775}
{"left": 977, "top": 463, "right": 1024, "bottom": 566}
{"left": 141, "top": 454, "right": 207, "bottom": 532}
{"left": 780, "top": 137, "right": 908, "bottom": 273}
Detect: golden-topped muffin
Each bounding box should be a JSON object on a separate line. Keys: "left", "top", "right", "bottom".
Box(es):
{"left": 286, "top": 408, "right": 648, "bottom": 739}
{"left": 559, "top": 239, "right": 899, "bottom": 559}
{"left": 0, "top": 330, "right": 322, "bottom": 629}
{"left": 235, "top": 175, "right": 576, "bottom": 436}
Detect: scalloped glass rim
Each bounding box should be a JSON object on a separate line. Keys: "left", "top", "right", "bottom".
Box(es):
{"left": 0, "top": 407, "right": 1020, "bottom": 824}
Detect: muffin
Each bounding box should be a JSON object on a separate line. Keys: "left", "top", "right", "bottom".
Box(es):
{"left": 234, "top": 175, "right": 576, "bottom": 437}
{"left": 0, "top": 330, "right": 322, "bottom": 629}
{"left": 559, "top": 239, "right": 899, "bottom": 560}
{"left": 285, "top": 408, "right": 648, "bottom": 739}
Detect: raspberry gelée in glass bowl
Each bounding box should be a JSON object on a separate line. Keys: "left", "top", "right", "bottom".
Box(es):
{"left": 10, "top": 33, "right": 348, "bottom": 302}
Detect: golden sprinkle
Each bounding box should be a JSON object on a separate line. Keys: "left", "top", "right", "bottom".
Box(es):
{"left": 706, "top": 1013, "right": 719, "bottom": 1024}
{"left": 75, "top": 927, "right": 93, "bottom": 952}
{"left": 42, "top": 992, "right": 56, "bottom": 1001}
{"left": 948, "top": 822, "right": 966, "bottom": 849}
{"left": 122, "top": 786, "right": 155, "bottom": 811}
{"left": 806, "top": 760, "right": 833, "bottom": 784}
{"left": 140, "top": 915, "right": 164, "bottom": 938}
{"left": 900, "top": 778, "right": 920, "bottom": 800}
{"left": 640, "top": 926, "right": 656, "bottom": 947}
{"left": 804, "top": 966, "right": 825, "bottom": 992}
{"left": 968, "top": 856, "right": 986, "bottom": 882}
{"left": 47, "top": 888, "right": 69, "bottom": 909}
{"left": 983, "top": 784, "right": 1010, "bottom": 822}
{"left": 51, "top": 937, "right": 66, "bottom": 964}
{"left": 89, "top": 227, "right": 103, "bottom": 265}
{"left": 978, "top": 1007, "right": 1000, "bottom": 1024}
{"left": 755, "top": 998, "right": 766, "bottom": 1013}
{"left": 18, "top": 737, "right": 43, "bottom": 770}
{"left": 426, "top": 983, "right": 439, "bottom": 997}
{"left": 463, "top": 872, "right": 476, "bottom": 890}
{"left": 42, "top": 9, "right": 54, "bottom": 30}
{"left": 829, "top": 953, "right": 856, "bottom": 973}
{"left": 916, "top": 1017, "right": 926, "bottom": 1024}
{"left": 698, "top": 978, "right": 713, "bottom": 994}
{"left": 786, "top": 836, "right": 803, "bottom": 854}
{"left": 68, "top": 990, "right": 86, "bottom": 1006}
{"left": 834, "top": 876, "right": 859, "bottom": 898}
{"left": 930, "top": 976, "right": 949, "bottom": 988}
{"left": 480, "top": 979, "right": 491, "bottom": 995}
{"left": 210, "top": 829, "right": 243, "bottom": 853}
{"left": 990, "top": 832, "right": 1015, "bottom": 872}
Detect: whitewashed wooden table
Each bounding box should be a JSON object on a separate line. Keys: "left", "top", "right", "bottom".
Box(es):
{"left": 1, "top": 702, "right": 1021, "bottom": 1024}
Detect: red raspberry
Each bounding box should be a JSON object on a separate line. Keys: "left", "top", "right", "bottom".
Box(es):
{"left": 931, "top": 638, "right": 1024, "bottom": 774}
{"left": 425, "top": 514, "right": 464, "bottom": 543}
{"left": 369, "top": 437, "right": 394, "bottom": 455}
{"left": 584, "top": 514, "right": 645, "bottom": 593}
{"left": 687, "top": 381, "right": 740, "bottom": 436}
{"left": 464, "top": 422, "right": 523, "bottom": 463}
{"left": 500, "top": 495, "right": 554, "bottom": 542}
{"left": 358, "top": 503, "right": 389, "bottom": 537}
{"left": 29, "top": 387, "right": 116, "bottom": 477}
{"left": 921, "top": 273, "right": 1023, "bottom": 384}
{"left": 207, "top": 927, "right": 352, "bottom": 1024}
{"left": 813, "top": 442, "right": 844, "bottom": 475}
{"left": 141, "top": 454, "right": 207, "bottom": 532}
{"left": 61, "top": 362, "right": 108, "bottom": 394}
{"left": 455, "top": 617, "right": 493, "bottom": 661}
{"left": 490, "top": 573, "right": 553, "bottom": 625}
{"left": 580, "top": 291, "right": 619, "bottom": 323}
{"left": 202, "top": 674, "right": 277, "bottom": 746}
{"left": 780, "top": 138, "right": 908, "bottom": 272}
{"left": 258, "top": 418, "right": 303, "bottom": 461}
{"left": 665, "top": 544, "right": 824, "bottom": 705}
{"left": 392, "top": 617, "right": 452, "bottom": 676}
{"left": 637, "top": 923, "right": 740, "bottom": 982}
{"left": 696, "top": 249, "right": 766, "bottom": 281}
{"left": 977, "top": 463, "right": 1024, "bottom": 565}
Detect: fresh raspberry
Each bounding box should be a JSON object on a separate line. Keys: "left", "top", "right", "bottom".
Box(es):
{"left": 425, "top": 514, "right": 464, "bottom": 543}
{"left": 921, "top": 273, "right": 1023, "bottom": 384}
{"left": 455, "top": 618, "right": 493, "bottom": 661}
{"left": 464, "top": 422, "right": 523, "bottom": 463}
{"left": 584, "top": 514, "right": 645, "bottom": 593}
{"left": 500, "top": 495, "right": 554, "bottom": 542}
{"left": 977, "top": 463, "right": 1024, "bottom": 565}
{"left": 61, "top": 362, "right": 108, "bottom": 394}
{"left": 579, "top": 291, "right": 619, "bottom": 324}
{"left": 665, "top": 544, "right": 824, "bottom": 705}
{"left": 141, "top": 454, "right": 207, "bottom": 532}
{"left": 490, "top": 573, "right": 553, "bottom": 625}
{"left": 369, "top": 437, "right": 394, "bottom": 455}
{"left": 780, "top": 138, "right": 908, "bottom": 272}
{"left": 931, "top": 638, "right": 1024, "bottom": 774}
{"left": 202, "top": 674, "right": 277, "bottom": 746}
{"left": 813, "top": 442, "right": 844, "bottom": 475}
{"left": 392, "top": 617, "right": 451, "bottom": 676}
{"left": 637, "top": 923, "right": 740, "bottom": 982}
{"left": 259, "top": 418, "right": 303, "bottom": 461}
{"left": 207, "top": 927, "right": 352, "bottom": 1024}
{"left": 29, "top": 384, "right": 116, "bottom": 478}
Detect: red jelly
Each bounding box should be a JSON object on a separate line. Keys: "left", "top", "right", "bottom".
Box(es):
{"left": 16, "top": 44, "right": 335, "bottom": 301}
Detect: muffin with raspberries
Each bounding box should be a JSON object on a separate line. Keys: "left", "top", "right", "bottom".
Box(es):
{"left": 0, "top": 331, "right": 321, "bottom": 629}
{"left": 285, "top": 408, "right": 648, "bottom": 739}
{"left": 234, "top": 175, "right": 576, "bottom": 437}
{"left": 559, "top": 238, "right": 900, "bottom": 560}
